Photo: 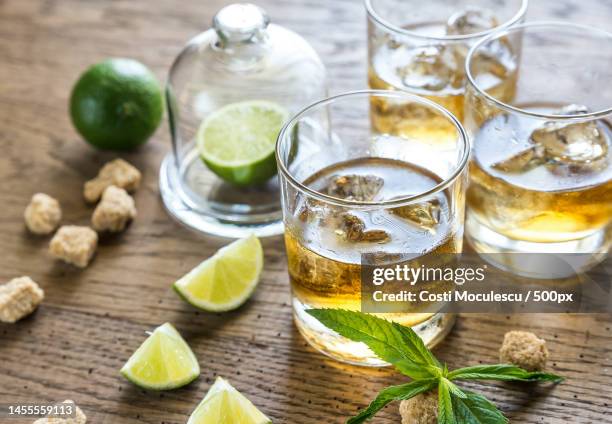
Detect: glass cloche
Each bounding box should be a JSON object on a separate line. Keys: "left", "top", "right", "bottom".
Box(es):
{"left": 160, "top": 3, "right": 327, "bottom": 238}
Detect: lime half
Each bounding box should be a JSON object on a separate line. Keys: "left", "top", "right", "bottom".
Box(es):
{"left": 173, "top": 234, "right": 263, "bottom": 312}
{"left": 197, "top": 100, "right": 288, "bottom": 186}
{"left": 187, "top": 377, "right": 271, "bottom": 424}
{"left": 120, "top": 323, "right": 200, "bottom": 390}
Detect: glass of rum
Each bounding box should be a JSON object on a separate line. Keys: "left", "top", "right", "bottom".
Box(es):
{"left": 276, "top": 91, "right": 470, "bottom": 366}
{"left": 465, "top": 22, "right": 612, "bottom": 275}
{"left": 366, "top": 0, "right": 527, "bottom": 136}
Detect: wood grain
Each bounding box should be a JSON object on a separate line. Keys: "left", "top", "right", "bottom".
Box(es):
{"left": 0, "top": 0, "right": 611, "bottom": 422}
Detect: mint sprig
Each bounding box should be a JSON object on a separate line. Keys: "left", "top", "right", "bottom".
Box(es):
{"left": 307, "top": 309, "right": 563, "bottom": 424}
{"left": 451, "top": 389, "right": 508, "bottom": 424}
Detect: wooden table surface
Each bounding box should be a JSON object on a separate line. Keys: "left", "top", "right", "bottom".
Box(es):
{"left": 1, "top": 0, "right": 611, "bottom": 422}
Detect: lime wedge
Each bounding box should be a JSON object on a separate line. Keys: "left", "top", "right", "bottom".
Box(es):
{"left": 197, "top": 100, "right": 288, "bottom": 186}
{"left": 173, "top": 234, "right": 263, "bottom": 312}
{"left": 120, "top": 323, "right": 200, "bottom": 390}
{"left": 187, "top": 377, "right": 271, "bottom": 424}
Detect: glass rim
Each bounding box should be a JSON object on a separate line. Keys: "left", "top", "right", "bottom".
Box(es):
{"left": 364, "top": 0, "right": 529, "bottom": 42}
{"left": 275, "top": 90, "right": 470, "bottom": 208}
{"left": 465, "top": 21, "right": 612, "bottom": 120}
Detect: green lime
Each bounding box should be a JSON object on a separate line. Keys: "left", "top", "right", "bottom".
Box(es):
{"left": 70, "top": 58, "right": 163, "bottom": 150}
{"left": 197, "top": 100, "right": 288, "bottom": 186}
{"left": 120, "top": 323, "right": 200, "bottom": 390}
{"left": 187, "top": 377, "right": 271, "bottom": 424}
{"left": 173, "top": 234, "right": 263, "bottom": 312}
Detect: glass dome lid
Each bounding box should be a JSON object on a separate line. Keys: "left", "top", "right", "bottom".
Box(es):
{"left": 160, "top": 3, "right": 327, "bottom": 238}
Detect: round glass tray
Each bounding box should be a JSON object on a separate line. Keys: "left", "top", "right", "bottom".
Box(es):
{"left": 160, "top": 152, "right": 284, "bottom": 237}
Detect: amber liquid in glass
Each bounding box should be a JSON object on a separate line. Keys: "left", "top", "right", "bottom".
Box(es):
{"left": 286, "top": 157, "right": 460, "bottom": 331}
{"left": 468, "top": 106, "right": 612, "bottom": 244}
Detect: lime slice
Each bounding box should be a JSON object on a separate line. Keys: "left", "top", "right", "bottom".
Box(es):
{"left": 187, "top": 377, "right": 271, "bottom": 424}
{"left": 197, "top": 100, "right": 288, "bottom": 186}
{"left": 173, "top": 234, "right": 263, "bottom": 312}
{"left": 120, "top": 323, "right": 200, "bottom": 390}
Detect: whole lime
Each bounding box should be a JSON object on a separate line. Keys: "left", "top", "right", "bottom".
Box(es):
{"left": 70, "top": 58, "right": 163, "bottom": 150}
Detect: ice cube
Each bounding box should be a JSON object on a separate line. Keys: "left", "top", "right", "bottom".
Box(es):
{"left": 451, "top": 7, "right": 514, "bottom": 82}
{"left": 332, "top": 213, "right": 390, "bottom": 244}
{"left": 459, "top": 33, "right": 516, "bottom": 90}
{"left": 445, "top": 8, "right": 500, "bottom": 84}
{"left": 476, "top": 39, "right": 514, "bottom": 79}
{"left": 396, "top": 45, "right": 462, "bottom": 91}
{"left": 392, "top": 199, "right": 441, "bottom": 231}
{"left": 297, "top": 203, "right": 315, "bottom": 223}
{"left": 326, "top": 174, "right": 384, "bottom": 201}
{"left": 491, "top": 145, "right": 546, "bottom": 173}
{"left": 296, "top": 196, "right": 326, "bottom": 223}
{"left": 446, "top": 7, "right": 499, "bottom": 36}
{"left": 492, "top": 105, "right": 609, "bottom": 174}
{"left": 535, "top": 123, "right": 608, "bottom": 163}
{"left": 361, "top": 230, "right": 391, "bottom": 243}
{"left": 531, "top": 105, "right": 609, "bottom": 164}
{"left": 335, "top": 213, "right": 365, "bottom": 242}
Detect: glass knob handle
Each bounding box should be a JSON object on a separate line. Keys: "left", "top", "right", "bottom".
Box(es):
{"left": 213, "top": 3, "right": 270, "bottom": 44}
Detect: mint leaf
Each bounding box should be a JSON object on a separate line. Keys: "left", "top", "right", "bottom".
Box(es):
{"left": 394, "top": 361, "right": 442, "bottom": 380}
{"left": 438, "top": 379, "right": 456, "bottom": 424}
{"left": 451, "top": 390, "right": 508, "bottom": 424}
{"left": 346, "top": 379, "right": 436, "bottom": 424}
{"left": 393, "top": 321, "right": 442, "bottom": 369}
{"left": 448, "top": 364, "right": 564, "bottom": 383}
{"left": 442, "top": 378, "right": 467, "bottom": 399}
{"left": 306, "top": 309, "right": 441, "bottom": 379}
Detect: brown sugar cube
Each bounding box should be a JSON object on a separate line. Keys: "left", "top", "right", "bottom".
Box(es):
{"left": 32, "top": 399, "right": 87, "bottom": 423}
{"left": 24, "top": 193, "right": 62, "bottom": 235}
{"left": 83, "top": 158, "right": 141, "bottom": 203}
{"left": 500, "top": 330, "right": 549, "bottom": 371}
{"left": 49, "top": 226, "right": 98, "bottom": 268}
{"left": 399, "top": 390, "right": 437, "bottom": 424}
{"left": 91, "top": 185, "right": 136, "bottom": 232}
{"left": 0, "top": 276, "right": 44, "bottom": 323}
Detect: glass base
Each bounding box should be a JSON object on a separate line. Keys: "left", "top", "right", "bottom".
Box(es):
{"left": 293, "top": 297, "right": 456, "bottom": 367}
{"left": 159, "top": 153, "right": 284, "bottom": 238}
{"left": 466, "top": 211, "right": 610, "bottom": 278}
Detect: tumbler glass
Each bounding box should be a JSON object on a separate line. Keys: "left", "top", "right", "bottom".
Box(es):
{"left": 366, "top": 0, "right": 527, "bottom": 137}
{"left": 276, "top": 90, "right": 469, "bottom": 366}
{"left": 465, "top": 22, "right": 612, "bottom": 275}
